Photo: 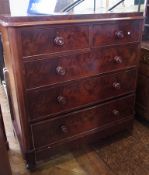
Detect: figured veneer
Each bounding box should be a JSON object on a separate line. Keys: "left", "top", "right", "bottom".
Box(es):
{"left": 93, "top": 20, "right": 141, "bottom": 46}
{"left": 24, "top": 44, "right": 139, "bottom": 89}
{"left": 31, "top": 95, "right": 135, "bottom": 149}
{"left": 0, "top": 13, "right": 143, "bottom": 168}
{"left": 20, "top": 25, "right": 89, "bottom": 57}
{"left": 27, "top": 69, "right": 136, "bottom": 121}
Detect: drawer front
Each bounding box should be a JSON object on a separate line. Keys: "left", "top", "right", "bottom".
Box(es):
{"left": 20, "top": 25, "right": 89, "bottom": 57}
{"left": 93, "top": 20, "right": 141, "bottom": 47}
{"left": 27, "top": 69, "right": 137, "bottom": 121}
{"left": 24, "top": 44, "right": 139, "bottom": 89}
{"left": 31, "top": 95, "right": 135, "bottom": 149}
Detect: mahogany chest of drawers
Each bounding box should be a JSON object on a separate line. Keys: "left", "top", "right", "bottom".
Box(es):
{"left": 0, "top": 13, "right": 143, "bottom": 168}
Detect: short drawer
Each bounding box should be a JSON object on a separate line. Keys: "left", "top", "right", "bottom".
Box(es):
{"left": 20, "top": 25, "right": 89, "bottom": 57}
{"left": 31, "top": 95, "right": 135, "bottom": 149}
{"left": 93, "top": 20, "right": 141, "bottom": 47}
{"left": 27, "top": 69, "right": 137, "bottom": 121}
{"left": 24, "top": 44, "right": 139, "bottom": 89}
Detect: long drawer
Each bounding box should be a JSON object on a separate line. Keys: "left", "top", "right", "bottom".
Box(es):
{"left": 31, "top": 95, "right": 135, "bottom": 149}
{"left": 93, "top": 20, "right": 141, "bottom": 47}
{"left": 24, "top": 44, "right": 139, "bottom": 89}
{"left": 20, "top": 25, "right": 89, "bottom": 57}
{"left": 27, "top": 69, "right": 137, "bottom": 121}
{"left": 35, "top": 118, "right": 134, "bottom": 162}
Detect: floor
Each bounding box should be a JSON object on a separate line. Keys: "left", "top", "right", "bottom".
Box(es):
{"left": 0, "top": 85, "right": 149, "bottom": 175}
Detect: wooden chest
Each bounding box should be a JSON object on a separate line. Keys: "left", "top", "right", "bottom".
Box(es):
{"left": 136, "top": 46, "right": 149, "bottom": 121}
{"left": 0, "top": 13, "right": 143, "bottom": 168}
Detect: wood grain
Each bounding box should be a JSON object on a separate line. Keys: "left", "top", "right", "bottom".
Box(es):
{"left": 1, "top": 85, "right": 149, "bottom": 175}
{"left": 0, "top": 13, "right": 143, "bottom": 168}
{"left": 20, "top": 25, "right": 89, "bottom": 57}
{"left": 24, "top": 44, "right": 139, "bottom": 89}
{"left": 27, "top": 69, "right": 136, "bottom": 121}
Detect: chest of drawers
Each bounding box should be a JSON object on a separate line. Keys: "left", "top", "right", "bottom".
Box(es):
{"left": 0, "top": 13, "right": 143, "bottom": 168}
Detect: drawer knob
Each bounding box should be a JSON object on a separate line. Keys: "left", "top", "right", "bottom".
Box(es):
{"left": 60, "top": 125, "right": 68, "bottom": 133}
{"left": 115, "top": 31, "right": 124, "bottom": 39}
{"left": 57, "top": 96, "right": 66, "bottom": 105}
{"left": 113, "top": 82, "right": 121, "bottom": 89}
{"left": 54, "top": 36, "right": 64, "bottom": 46}
{"left": 56, "top": 66, "right": 66, "bottom": 76}
{"left": 112, "top": 109, "right": 120, "bottom": 116}
{"left": 114, "top": 56, "right": 122, "bottom": 64}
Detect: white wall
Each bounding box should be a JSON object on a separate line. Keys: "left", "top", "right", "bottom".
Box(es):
{"left": 9, "top": 0, "right": 141, "bottom": 16}
{"left": 9, "top": 0, "right": 29, "bottom": 16}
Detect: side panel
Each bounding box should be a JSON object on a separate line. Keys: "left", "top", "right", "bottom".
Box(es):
{"left": 0, "top": 26, "right": 33, "bottom": 154}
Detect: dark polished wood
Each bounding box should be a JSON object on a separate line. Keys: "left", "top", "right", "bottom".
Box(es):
{"left": 20, "top": 25, "right": 89, "bottom": 57}
{"left": 32, "top": 95, "right": 135, "bottom": 149}
{"left": 35, "top": 118, "right": 134, "bottom": 162}
{"left": 27, "top": 69, "right": 136, "bottom": 121}
{"left": 135, "top": 0, "right": 149, "bottom": 121}
{"left": 24, "top": 44, "right": 139, "bottom": 89}
{"left": 93, "top": 20, "right": 142, "bottom": 46}
{"left": 0, "top": 12, "right": 143, "bottom": 168}
{"left": 136, "top": 47, "right": 149, "bottom": 121}
{"left": 0, "top": 12, "right": 143, "bottom": 27}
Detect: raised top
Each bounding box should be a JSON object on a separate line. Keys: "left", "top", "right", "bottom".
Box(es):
{"left": 0, "top": 12, "right": 144, "bottom": 27}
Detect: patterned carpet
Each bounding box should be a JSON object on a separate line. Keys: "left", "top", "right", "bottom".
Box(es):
{"left": 0, "top": 85, "right": 149, "bottom": 175}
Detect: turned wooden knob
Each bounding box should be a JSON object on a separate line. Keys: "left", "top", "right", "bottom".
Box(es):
{"left": 112, "top": 109, "right": 120, "bottom": 116}
{"left": 60, "top": 125, "right": 68, "bottom": 133}
{"left": 57, "top": 96, "right": 66, "bottom": 105}
{"left": 54, "top": 36, "right": 64, "bottom": 46}
{"left": 114, "top": 56, "right": 122, "bottom": 64}
{"left": 113, "top": 82, "right": 121, "bottom": 89}
{"left": 115, "top": 31, "right": 124, "bottom": 39}
{"left": 56, "top": 66, "right": 66, "bottom": 76}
